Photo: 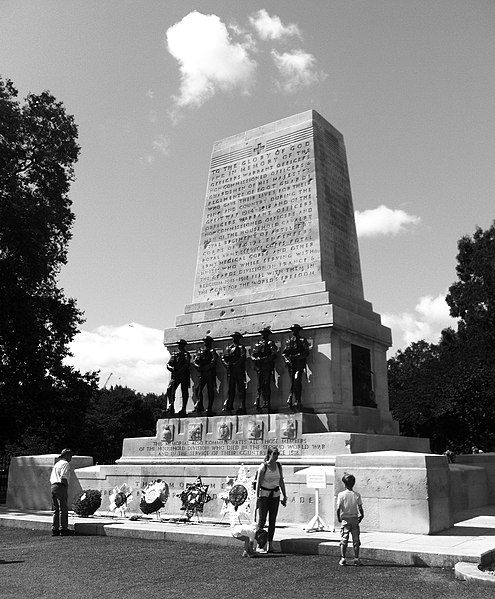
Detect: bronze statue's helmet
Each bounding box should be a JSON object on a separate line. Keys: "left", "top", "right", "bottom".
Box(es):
{"left": 203, "top": 335, "right": 214, "bottom": 344}
{"left": 259, "top": 327, "right": 272, "bottom": 336}
{"left": 178, "top": 339, "right": 187, "bottom": 347}
{"left": 231, "top": 331, "right": 243, "bottom": 339}
{"left": 289, "top": 323, "right": 303, "bottom": 332}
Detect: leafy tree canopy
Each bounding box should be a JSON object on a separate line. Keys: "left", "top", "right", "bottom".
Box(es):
{"left": 389, "top": 222, "right": 495, "bottom": 454}
{"left": 446, "top": 222, "right": 495, "bottom": 349}
{"left": 0, "top": 77, "right": 96, "bottom": 454}
{"left": 78, "top": 386, "right": 164, "bottom": 464}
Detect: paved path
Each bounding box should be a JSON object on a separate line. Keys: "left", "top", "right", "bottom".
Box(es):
{"left": 2, "top": 505, "right": 495, "bottom": 568}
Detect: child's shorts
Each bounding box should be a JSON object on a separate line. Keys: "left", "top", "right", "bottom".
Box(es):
{"left": 340, "top": 516, "right": 361, "bottom": 548}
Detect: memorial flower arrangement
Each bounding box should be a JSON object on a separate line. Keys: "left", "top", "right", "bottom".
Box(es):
{"left": 73, "top": 489, "right": 102, "bottom": 517}
{"left": 139, "top": 479, "right": 169, "bottom": 516}
{"left": 109, "top": 483, "right": 133, "bottom": 516}
{"left": 177, "top": 476, "right": 212, "bottom": 520}
{"left": 218, "top": 476, "right": 236, "bottom": 515}
{"left": 220, "top": 464, "right": 256, "bottom": 522}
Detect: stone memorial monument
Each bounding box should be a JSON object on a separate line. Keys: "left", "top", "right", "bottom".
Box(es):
{"left": 76, "top": 111, "right": 434, "bottom": 531}
{"left": 163, "top": 109, "right": 396, "bottom": 431}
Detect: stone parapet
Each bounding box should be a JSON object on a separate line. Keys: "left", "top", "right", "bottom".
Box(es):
{"left": 6, "top": 454, "right": 93, "bottom": 511}
{"left": 335, "top": 451, "right": 452, "bottom": 534}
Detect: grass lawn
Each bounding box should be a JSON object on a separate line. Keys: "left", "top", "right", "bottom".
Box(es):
{"left": 0, "top": 527, "right": 490, "bottom": 599}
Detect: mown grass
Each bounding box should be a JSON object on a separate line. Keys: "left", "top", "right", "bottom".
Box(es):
{"left": 0, "top": 527, "right": 490, "bottom": 599}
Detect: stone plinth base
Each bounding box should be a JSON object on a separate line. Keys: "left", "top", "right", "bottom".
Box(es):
{"left": 75, "top": 462, "right": 336, "bottom": 526}
{"left": 6, "top": 454, "right": 93, "bottom": 511}
{"left": 164, "top": 283, "right": 397, "bottom": 435}
{"left": 334, "top": 451, "right": 452, "bottom": 534}
{"left": 74, "top": 417, "right": 430, "bottom": 528}
{"left": 116, "top": 413, "right": 429, "bottom": 466}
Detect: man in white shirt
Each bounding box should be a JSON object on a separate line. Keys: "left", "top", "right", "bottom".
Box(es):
{"left": 50, "top": 448, "right": 74, "bottom": 536}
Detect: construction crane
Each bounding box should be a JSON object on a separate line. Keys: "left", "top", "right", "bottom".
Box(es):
{"left": 102, "top": 372, "right": 113, "bottom": 389}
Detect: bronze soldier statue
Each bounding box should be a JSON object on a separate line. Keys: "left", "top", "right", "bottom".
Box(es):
{"left": 221, "top": 332, "right": 247, "bottom": 414}
{"left": 252, "top": 327, "right": 277, "bottom": 411}
{"left": 193, "top": 335, "right": 218, "bottom": 415}
{"left": 282, "top": 324, "right": 310, "bottom": 410}
{"left": 165, "top": 339, "right": 191, "bottom": 416}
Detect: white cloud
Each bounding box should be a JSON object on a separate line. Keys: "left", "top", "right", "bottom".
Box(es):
{"left": 355, "top": 205, "right": 420, "bottom": 237}
{"left": 166, "top": 11, "right": 257, "bottom": 109}
{"left": 249, "top": 9, "right": 301, "bottom": 41}
{"left": 383, "top": 293, "right": 458, "bottom": 355}
{"left": 64, "top": 323, "right": 169, "bottom": 394}
{"left": 271, "top": 49, "right": 325, "bottom": 93}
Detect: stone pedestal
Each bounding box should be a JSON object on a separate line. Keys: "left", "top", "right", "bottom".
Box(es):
{"left": 334, "top": 451, "right": 452, "bottom": 534}
{"left": 75, "top": 415, "right": 429, "bottom": 527}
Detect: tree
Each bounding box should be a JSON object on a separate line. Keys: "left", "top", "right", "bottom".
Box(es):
{"left": 78, "top": 387, "right": 164, "bottom": 464}
{"left": 446, "top": 222, "right": 495, "bottom": 350}
{"left": 388, "top": 222, "right": 495, "bottom": 453}
{"left": 0, "top": 77, "right": 96, "bottom": 453}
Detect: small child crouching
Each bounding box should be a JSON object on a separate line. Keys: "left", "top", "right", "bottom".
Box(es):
{"left": 336, "top": 473, "right": 364, "bottom": 566}
{"left": 232, "top": 521, "right": 258, "bottom": 557}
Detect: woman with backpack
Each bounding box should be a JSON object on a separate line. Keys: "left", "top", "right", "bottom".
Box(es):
{"left": 255, "top": 446, "right": 287, "bottom": 553}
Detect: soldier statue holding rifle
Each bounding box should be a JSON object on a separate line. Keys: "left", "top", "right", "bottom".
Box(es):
{"left": 166, "top": 339, "right": 191, "bottom": 416}
{"left": 193, "top": 335, "right": 218, "bottom": 415}
{"left": 282, "top": 324, "right": 310, "bottom": 411}
{"left": 252, "top": 327, "right": 278, "bottom": 411}
{"left": 222, "top": 332, "right": 247, "bottom": 414}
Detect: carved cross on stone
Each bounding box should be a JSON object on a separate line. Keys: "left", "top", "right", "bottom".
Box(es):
{"left": 253, "top": 142, "right": 265, "bottom": 155}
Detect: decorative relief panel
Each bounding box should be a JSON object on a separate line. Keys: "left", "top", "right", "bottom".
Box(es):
{"left": 161, "top": 424, "right": 174, "bottom": 444}
{"left": 217, "top": 421, "right": 232, "bottom": 441}
{"left": 248, "top": 420, "right": 264, "bottom": 440}
{"left": 188, "top": 422, "right": 203, "bottom": 442}
{"left": 281, "top": 418, "right": 297, "bottom": 440}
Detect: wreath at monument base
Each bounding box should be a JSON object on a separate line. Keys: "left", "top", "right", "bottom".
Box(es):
{"left": 73, "top": 489, "right": 102, "bottom": 517}
{"left": 140, "top": 480, "right": 169, "bottom": 515}
{"left": 109, "top": 483, "right": 133, "bottom": 514}
{"left": 229, "top": 484, "right": 248, "bottom": 511}
{"left": 177, "top": 477, "right": 212, "bottom": 520}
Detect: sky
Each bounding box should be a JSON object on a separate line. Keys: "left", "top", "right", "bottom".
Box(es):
{"left": 1, "top": 1, "right": 494, "bottom": 393}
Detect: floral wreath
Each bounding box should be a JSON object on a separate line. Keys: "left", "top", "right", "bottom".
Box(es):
{"left": 109, "top": 483, "right": 133, "bottom": 515}
{"left": 218, "top": 464, "right": 256, "bottom": 523}
{"left": 140, "top": 479, "right": 169, "bottom": 516}
{"left": 177, "top": 476, "right": 212, "bottom": 520}
{"left": 73, "top": 489, "right": 102, "bottom": 517}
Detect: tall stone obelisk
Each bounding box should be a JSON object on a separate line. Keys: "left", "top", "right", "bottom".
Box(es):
{"left": 164, "top": 110, "right": 397, "bottom": 434}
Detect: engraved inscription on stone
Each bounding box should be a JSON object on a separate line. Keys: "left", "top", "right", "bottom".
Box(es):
{"left": 194, "top": 128, "right": 319, "bottom": 301}
{"left": 314, "top": 123, "right": 362, "bottom": 295}
{"left": 135, "top": 435, "right": 313, "bottom": 459}
{"left": 192, "top": 112, "right": 364, "bottom": 302}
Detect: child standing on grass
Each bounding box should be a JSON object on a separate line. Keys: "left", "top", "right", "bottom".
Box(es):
{"left": 336, "top": 473, "right": 364, "bottom": 566}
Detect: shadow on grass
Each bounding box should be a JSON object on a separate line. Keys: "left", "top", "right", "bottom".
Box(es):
{"left": 0, "top": 560, "right": 25, "bottom": 564}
